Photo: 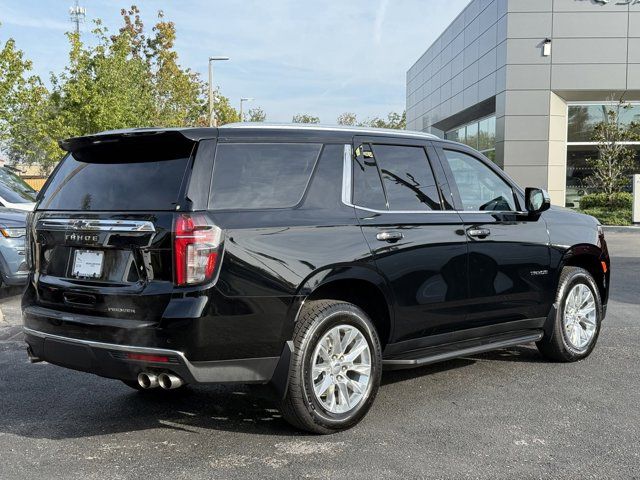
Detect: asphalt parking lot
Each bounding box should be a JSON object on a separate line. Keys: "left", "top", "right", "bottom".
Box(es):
{"left": 0, "top": 231, "right": 638, "bottom": 479}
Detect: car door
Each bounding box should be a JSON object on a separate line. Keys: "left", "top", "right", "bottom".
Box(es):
{"left": 348, "top": 136, "right": 468, "bottom": 343}
{"left": 434, "top": 144, "right": 552, "bottom": 329}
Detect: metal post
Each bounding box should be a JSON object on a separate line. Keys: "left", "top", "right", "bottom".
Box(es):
{"left": 239, "top": 97, "right": 254, "bottom": 123}
{"left": 633, "top": 174, "right": 640, "bottom": 225}
{"left": 208, "top": 61, "right": 214, "bottom": 127}
{"left": 208, "top": 56, "right": 229, "bottom": 128}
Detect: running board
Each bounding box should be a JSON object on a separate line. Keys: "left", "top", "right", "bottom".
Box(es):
{"left": 382, "top": 330, "right": 544, "bottom": 370}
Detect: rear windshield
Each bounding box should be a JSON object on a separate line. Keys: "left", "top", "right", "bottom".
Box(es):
{"left": 38, "top": 138, "right": 192, "bottom": 211}
{"left": 209, "top": 143, "right": 321, "bottom": 210}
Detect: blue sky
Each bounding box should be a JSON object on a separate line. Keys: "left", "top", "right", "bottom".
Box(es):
{"left": 0, "top": 0, "right": 469, "bottom": 123}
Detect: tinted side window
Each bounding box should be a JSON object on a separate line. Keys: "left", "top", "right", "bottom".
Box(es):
{"left": 352, "top": 144, "right": 387, "bottom": 210}
{"left": 371, "top": 144, "right": 442, "bottom": 211}
{"left": 443, "top": 149, "right": 517, "bottom": 212}
{"left": 210, "top": 143, "right": 321, "bottom": 210}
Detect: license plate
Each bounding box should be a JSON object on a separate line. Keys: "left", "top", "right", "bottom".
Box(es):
{"left": 72, "top": 250, "right": 104, "bottom": 279}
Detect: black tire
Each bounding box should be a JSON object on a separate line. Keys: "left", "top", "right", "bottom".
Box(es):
{"left": 280, "top": 300, "right": 383, "bottom": 434}
{"left": 537, "top": 266, "right": 603, "bottom": 362}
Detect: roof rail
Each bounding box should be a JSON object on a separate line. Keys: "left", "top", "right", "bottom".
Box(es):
{"left": 219, "top": 122, "right": 439, "bottom": 139}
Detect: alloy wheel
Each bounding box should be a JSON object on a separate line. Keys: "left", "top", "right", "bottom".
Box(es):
{"left": 310, "top": 324, "right": 372, "bottom": 414}
{"left": 563, "top": 283, "right": 597, "bottom": 350}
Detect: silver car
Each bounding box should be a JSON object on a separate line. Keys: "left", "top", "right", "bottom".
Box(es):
{"left": 0, "top": 167, "right": 37, "bottom": 211}
{"left": 0, "top": 208, "right": 28, "bottom": 286}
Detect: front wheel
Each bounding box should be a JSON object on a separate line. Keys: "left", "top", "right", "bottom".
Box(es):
{"left": 537, "top": 267, "right": 603, "bottom": 362}
{"left": 280, "top": 300, "right": 382, "bottom": 434}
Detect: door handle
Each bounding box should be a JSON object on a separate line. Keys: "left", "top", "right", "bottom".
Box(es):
{"left": 376, "top": 231, "right": 404, "bottom": 243}
{"left": 467, "top": 228, "right": 491, "bottom": 238}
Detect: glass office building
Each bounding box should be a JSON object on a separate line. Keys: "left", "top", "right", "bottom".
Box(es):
{"left": 407, "top": 0, "right": 640, "bottom": 207}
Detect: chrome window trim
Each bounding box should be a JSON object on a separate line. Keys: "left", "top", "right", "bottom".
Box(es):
{"left": 342, "top": 144, "right": 353, "bottom": 206}
{"left": 36, "top": 218, "right": 156, "bottom": 233}
{"left": 342, "top": 144, "right": 527, "bottom": 216}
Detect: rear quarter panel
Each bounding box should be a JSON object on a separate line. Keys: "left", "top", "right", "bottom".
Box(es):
{"left": 204, "top": 143, "right": 375, "bottom": 358}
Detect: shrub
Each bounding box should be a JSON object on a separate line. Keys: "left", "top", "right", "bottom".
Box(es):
{"left": 579, "top": 207, "right": 632, "bottom": 226}
{"left": 579, "top": 192, "right": 633, "bottom": 210}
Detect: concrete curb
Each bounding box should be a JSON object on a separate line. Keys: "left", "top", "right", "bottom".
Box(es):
{"left": 602, "top": 226, "right": 640, "bottom": 233}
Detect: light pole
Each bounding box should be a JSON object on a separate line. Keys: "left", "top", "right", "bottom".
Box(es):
{"left": 239, "top": 97, "right": 254, "bottom": 122}
{"left": 208, "top": 56, "right": 229, "bottom": 127}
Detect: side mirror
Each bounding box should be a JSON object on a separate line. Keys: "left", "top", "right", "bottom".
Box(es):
{"left": 525, "top": 187, "right": 551, "bottom": 215}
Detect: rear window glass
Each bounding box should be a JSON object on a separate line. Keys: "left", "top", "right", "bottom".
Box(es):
{"left": 209, "top": 143, "right": 321, "bottom": 210}
{"left": 38, "top": 153, "right": 190, "bottom": 211}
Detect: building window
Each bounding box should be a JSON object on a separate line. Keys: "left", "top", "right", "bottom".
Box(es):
{"left": 445, "top": 115, "right": 496, "bottom": 164}
{"left": 566, "top": 104, "right": 640, "bottom": 209}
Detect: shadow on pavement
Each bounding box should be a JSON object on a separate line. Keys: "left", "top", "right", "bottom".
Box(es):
{"left": 0, "top": 351, "right": 303, "bottom": 439}
{"left": 382, "top": 344, "right": 545, "bottom": 387}
{"left": 0, "top": 286, "right": 23, "bottom": 301}
{"left": 1, "top": 344, "right": 542, "bottom": 440}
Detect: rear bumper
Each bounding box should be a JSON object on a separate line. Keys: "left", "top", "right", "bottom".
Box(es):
{"left": 24, "top": 327, "right": 293, "bottom": 387}
{"left": 2, "top": 271, "right": 28, "bottom": 286}
{"left": 0, "top": 251, "right": 27, "bottom": 286}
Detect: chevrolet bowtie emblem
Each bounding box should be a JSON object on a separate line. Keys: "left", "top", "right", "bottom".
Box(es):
{"left": 71, "top": 220, "right": 90, "bottom": 230}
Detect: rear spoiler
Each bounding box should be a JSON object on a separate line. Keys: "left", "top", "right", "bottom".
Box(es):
{"left": 59, "top": 128, "right": 218, "bottom": 153}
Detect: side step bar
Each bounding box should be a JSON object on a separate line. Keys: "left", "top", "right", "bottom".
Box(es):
{"left": 382, "top": 330, "right": 543, "bottom": 370}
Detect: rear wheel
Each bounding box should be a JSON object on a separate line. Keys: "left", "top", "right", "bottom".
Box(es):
{"left": 280, "top": 300, "right": 382, "bottom": 434}
{"left": 537, "top": 267, "right": 603, "bottom": 362}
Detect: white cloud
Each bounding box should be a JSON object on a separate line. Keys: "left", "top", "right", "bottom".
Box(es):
{"left": 0, "top": 3, "right": 69, "bottom": 31}
{"left": 374, "top": 0, "right": 389, "bottom": 45}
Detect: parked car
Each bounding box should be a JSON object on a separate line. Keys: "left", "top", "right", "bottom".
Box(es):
{"left": 0, "top": 208, "right": 28, "bottom": 287}
{"left": 0, "top": 167, "right": 37, "bottom": 211}
{"left": 22, "top": 125, "right": 610, "bottom": 433}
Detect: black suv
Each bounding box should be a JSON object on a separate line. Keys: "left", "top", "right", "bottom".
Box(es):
{"left": 23, "top": 124, "right": 610, "bottom": 433}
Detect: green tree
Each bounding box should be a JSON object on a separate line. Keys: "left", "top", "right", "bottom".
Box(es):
{"left": 292, "top": 114, "right": 320, "bottom": 124}
{"left": 214, "top": 91, "right": 240, "bottom": 125}
{"left": 337, "top": 112, "right": 357, "bottom": 126}
{"left": 336, "top": 111, "right": 406, "bottom": 129}
{"left": 50, "top": 25, "right": 156, "bottom": 137}
{"left": 0, "top": 28, "right": 60, "bottom": 172}
{"left": 145, "top": 11, "right": 207, "bottom": 126}
{"left": 361, "top": 111, "right": 406, "bottom": 130}
{"left": 1, "top": 5, "right": 244, "bottom": 172}
{"left": 587, "top": 101, "right": 638, "bottom": 197}
{"left": 0, "top": 36, "right": 27, "bottom": 143}
{"left": 247, "top": 107, "right": 266, "bottom": 122}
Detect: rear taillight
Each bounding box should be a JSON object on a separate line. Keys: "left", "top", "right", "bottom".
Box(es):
{"left": 174, "top": 213, "right": 223, "bottom": 286}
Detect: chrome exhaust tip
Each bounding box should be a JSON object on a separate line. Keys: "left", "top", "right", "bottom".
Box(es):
{"left": 137, "top": 372, "right": 159, "bottom": 389}
{"left": 27, "top": 347, "right": 42, "bottom": 363}
{"left": 158, "top": 372, "right": 184, "bottom": 390}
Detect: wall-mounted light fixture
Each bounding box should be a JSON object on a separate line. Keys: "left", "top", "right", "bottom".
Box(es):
{"left": 543, "top": 38, "right": 552, "bottom": 57}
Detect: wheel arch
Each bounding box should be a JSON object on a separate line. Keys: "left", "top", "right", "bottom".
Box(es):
{"left": 291, "top": 266, "right": 395, "bottom": 348}
{"left": 557, "top": 244, "right": 608, "bottom": 305}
